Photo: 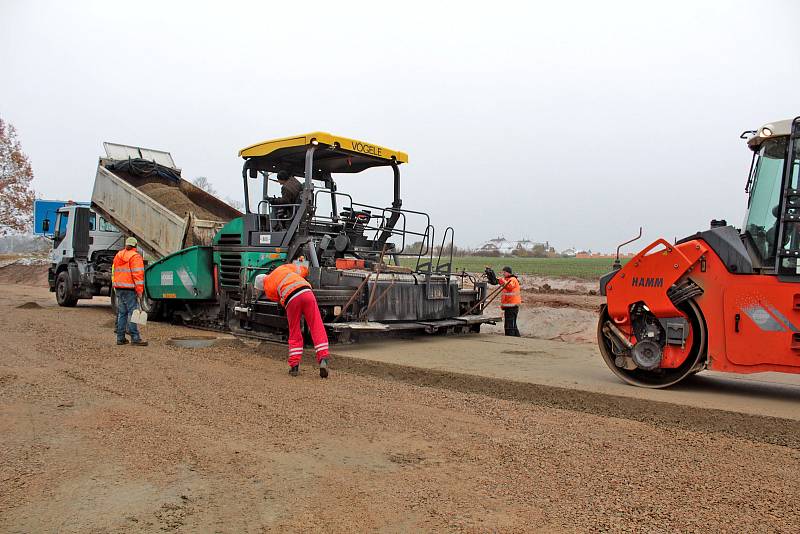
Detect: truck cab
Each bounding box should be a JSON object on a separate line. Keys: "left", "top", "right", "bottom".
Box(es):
{"left": 45, "top": 204, "right": 124, "bottom": 306}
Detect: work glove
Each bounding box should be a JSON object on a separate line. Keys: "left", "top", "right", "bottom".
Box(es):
{"left": 484, "top": 267, "right": 498, "bottom": 285}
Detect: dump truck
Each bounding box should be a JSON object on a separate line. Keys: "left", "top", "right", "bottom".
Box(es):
{"left": 143, "top": 132, "right": 498, "bottom": 342}
{"left": 45, "top": 203, "right": 124, "bottom": 306}
{"left": 598, "top": 116, "right": 800, "bottom": 388}
{"left": 90, "top": 142, "right": 240, "bottom": 260}
{"left": 47, "top": 143, "right": 240, "bottom": 308}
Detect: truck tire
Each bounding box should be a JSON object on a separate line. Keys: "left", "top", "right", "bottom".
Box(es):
{"left": 140, "top": 294, "right": 163, "bottom": 321}
{"left": 56, "top": 271, "right": 79, "bottom": 307}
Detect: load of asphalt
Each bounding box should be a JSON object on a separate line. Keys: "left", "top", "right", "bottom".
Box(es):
{"left": 137, "top": 182, "right": 224, "bottom": 222}
{"left": 110, "top": 169, "right": 237, "bottom": 222}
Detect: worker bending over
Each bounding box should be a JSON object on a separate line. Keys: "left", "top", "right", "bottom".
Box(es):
{"left": 112, "top": 237, "right": 148, "bottom": 346}
{"left": 485, "top": 266, "right": 522, "bottom": 337}
{"left": 256, "top": 261, "right": 330, "bottom": 378}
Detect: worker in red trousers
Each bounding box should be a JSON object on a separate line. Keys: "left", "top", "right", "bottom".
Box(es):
{"left": 256, "top": 261, "right": 330, "bottom": 378}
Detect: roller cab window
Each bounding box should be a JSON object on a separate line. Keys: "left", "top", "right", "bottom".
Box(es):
{"left": 778, "top": 137, "right": 800, "bottom": 276}
{"left": 744, "top": 137, "right": 786, "bottom": 262}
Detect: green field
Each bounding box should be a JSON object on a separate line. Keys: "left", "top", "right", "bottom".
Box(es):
{"left": 400, "top": 256, "right": 622, "bottom": 280}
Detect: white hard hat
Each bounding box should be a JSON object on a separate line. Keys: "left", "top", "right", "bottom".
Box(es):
{"left": 254, "top": 274, "right": 266, "bottom": 290}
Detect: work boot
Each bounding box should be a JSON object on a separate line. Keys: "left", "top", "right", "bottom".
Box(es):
{"left": 289, "top": 365, "right": 299, "bottom": 377}
{"left": 131, "top": 340, "right": 149, "bottom": 347}
{"left": 116, "top": 339, "right": 129, "bottom": 346}
{"left": 319, "top": 358, "right": 329, "bottom": 379}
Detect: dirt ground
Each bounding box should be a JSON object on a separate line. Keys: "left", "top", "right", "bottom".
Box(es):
{"left": 1, "top": 281, "right": 799, "bottom": 532}
{"left": 482, "top": 281, "right": 604, "bottom": 343}
{"left": 0, "top": 261, "right": 49, "bottom": 286}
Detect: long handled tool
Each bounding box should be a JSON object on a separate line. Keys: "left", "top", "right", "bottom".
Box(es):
{"left": 358, "top": 279, "right": 396, "bottom": 321}
{"left": 364, "top": 245, "right": 388, "bottom": 312}
{"left": 334, "top": 245, "right": 389, "bottom": 322}
{"left": 462, "top": 283, "right": 506, "bottom": 317}
{"left": 334, "top": 274, "right": 370, "bottom": 322}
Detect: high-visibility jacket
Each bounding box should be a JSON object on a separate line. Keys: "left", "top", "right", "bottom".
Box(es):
{"left": 499, "top": 275, "right": 521, "bottom": 308}
{"left": 263, "top": 263, "right": 311, "bottom": 307}
{"left": 112, "top": 248, "right": 145, "bottom": 295}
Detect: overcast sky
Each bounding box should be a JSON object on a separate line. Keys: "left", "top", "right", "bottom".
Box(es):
{"left": 2, "top": 0, "right": 798, "bottom": 251}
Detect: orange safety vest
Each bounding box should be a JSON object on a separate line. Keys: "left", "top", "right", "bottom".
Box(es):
{"left": 112, "top": 248, "right": 145, "bottom": 295}
{"left": 263, "top": 263, "right": 311, "bottom": 307}
{"left": 499, "top": 275, "right": 521, "bottom": 308}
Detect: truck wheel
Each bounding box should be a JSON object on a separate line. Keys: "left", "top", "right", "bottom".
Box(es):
{"left": 55, "top": 271, "right": 79, "bottom": 307}
{"left": 140, "top": 294, "right": 163, "bottom": 321}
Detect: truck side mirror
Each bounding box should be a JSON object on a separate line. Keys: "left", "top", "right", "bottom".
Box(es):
{"left": 249, "top": 168, "right": 258, "bottom": 179}
{"left": 42, "top": 218, "right": 50, "bottom": 233}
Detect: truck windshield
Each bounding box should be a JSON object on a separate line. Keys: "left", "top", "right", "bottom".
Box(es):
{"left": 744, "top": 137, "right": 787, "bottom": 261}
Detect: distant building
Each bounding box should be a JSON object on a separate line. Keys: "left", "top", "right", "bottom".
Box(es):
{"left": 477, "top": 237, "right": 546, "bottom": 255}
{"left": 477, "top": 237, "right": 514, "bottom": 255}
{"left": 514, "top": 239, "right": 536, "bottom": 252}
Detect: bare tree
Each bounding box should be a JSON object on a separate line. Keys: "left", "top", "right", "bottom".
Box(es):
{"left": 225, "top": 196, "right": 244, "bottom": 212}
{"left": 192, "top": 176, "right": 217, "bottom": 196}
{"left": 0, "top": 117, "right": 35, "bottom": 235}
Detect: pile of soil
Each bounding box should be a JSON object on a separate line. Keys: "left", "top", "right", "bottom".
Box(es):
{"left": 16, "top": 301, "right": 42, "bottom": 309}
{"left": 517, "top": 275, "right": 598, "bottom": 295}
{"left": 484, "top": 305, "right": 597, "bottom": 343}
{"left": 0, "top": 263, "right": 49, "bottom": 287}
{"left": 529, "top": 282, "right": 597, "bottom": 295}
{"left": 108, "top": 167, "right": 239, "bottom": 222}
{"left": 137, "top": 182, "right": 225, "bottom": 221}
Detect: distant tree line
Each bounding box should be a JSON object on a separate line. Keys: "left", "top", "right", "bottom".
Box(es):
{"left": 402, "top": 241, "right": 569, "bottom": 258}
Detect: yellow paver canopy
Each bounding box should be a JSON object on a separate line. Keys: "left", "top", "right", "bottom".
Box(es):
{"left": 239, "top": 132, "right": 408, "bottom": 176}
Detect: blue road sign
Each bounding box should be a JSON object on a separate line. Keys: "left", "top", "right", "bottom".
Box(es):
{"left": 33, "top": 200, "right": 89, "bottom": 235}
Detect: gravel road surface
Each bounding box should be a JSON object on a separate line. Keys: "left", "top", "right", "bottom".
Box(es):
{"left": 1, "top": 283, "right": 798, "bottom": 532}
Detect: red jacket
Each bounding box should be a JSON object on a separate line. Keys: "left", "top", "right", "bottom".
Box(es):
{"left": 499, "top": 275, "right": 521, "bottom": 308}
{"left": 112, "top": 248, "right": 145, "bottom": 295}
{"left": 263, "top": 263, "right": 311, "bottom": 306}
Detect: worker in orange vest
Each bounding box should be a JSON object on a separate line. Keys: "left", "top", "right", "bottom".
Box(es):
{"left": 112, "top": 237, "right": 148, "bottom": 346}
{"left": 486, "top": 266, "right": 522, "bottom": 336}
{"left": 256, "top": 260, "right": 330, "bottom": 378}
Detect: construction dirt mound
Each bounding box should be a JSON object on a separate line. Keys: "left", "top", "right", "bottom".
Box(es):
{"left": 0, "top": 263, "right": 49, "bottom": 287}
{"left": 16, "top": 301, "right": 43, "bottom": 309}
{"left": 518, "top": 275, "right": 598, "bottom": 295}
{"left": 137, "top": 182, "right": 224, "bottom": 221}
{"left": 484, "top": 305, "right": 597, "bottom": 343}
